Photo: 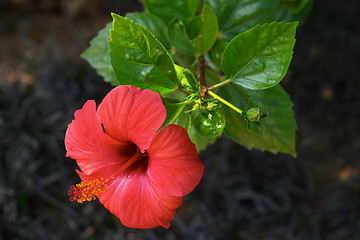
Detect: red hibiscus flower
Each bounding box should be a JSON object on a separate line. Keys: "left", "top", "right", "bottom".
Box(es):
{"left": 65, "top": 85, "right": 204, "bottom": 229}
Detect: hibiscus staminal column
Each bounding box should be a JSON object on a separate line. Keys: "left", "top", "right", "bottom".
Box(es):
{"left": 65, "top": 85, "right": 204, "bottom": 229}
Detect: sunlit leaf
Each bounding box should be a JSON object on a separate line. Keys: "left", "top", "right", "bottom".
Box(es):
{"left": 109, "top": 13, "right": 178, "bottom": 94}
{"left": 174, "top": 64, "right": 200, "bottom": 93}
{"left": 222, "top": 21, "right": 298, "bottom": 90}
{"left": 126, "top": 12, "right": 171, "bottom": 49}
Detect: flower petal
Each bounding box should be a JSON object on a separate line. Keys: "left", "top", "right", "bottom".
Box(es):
{"left": 99, "top": 161, "right": 183, "bottom": 229}
{"left": 147, "top": 124, "right": 204, "bottom": 197}
{"left": 65, "top": 100, "right": 135, "bottom": 175}
{"left": 97, "top": 85, "right": 166, "bottom": 152}
{"left": 75, "top": 162, "right": 123, "bottom": 182}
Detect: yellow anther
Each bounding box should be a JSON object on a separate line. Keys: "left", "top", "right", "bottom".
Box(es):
{"left": 68, "top": 178, "right": 110, "bottom": 203}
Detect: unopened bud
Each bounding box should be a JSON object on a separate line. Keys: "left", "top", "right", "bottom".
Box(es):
{"left": 246, "top": 107, "right": 261, "bottom": 122}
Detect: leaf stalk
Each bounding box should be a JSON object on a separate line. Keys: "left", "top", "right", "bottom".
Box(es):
{"left": 207, "top": 79, "right": 232, "bottom": 91}
{"left": 207, "top": 90, "right": 243, "bottom": 115}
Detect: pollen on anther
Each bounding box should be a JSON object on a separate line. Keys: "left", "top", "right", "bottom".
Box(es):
{"left": 68, "top": 178, "right": 109, "bottom": 204}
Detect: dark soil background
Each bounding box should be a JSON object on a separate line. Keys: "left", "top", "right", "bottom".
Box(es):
{"left": 1, "top": 0, "right": 360, "bottom": 239}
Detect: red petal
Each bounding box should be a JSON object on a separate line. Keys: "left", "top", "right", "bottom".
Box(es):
{"left": 99, "top": 163, "right": 183, "bottom": 229}
{"left": 65, "top": 100, "right": 136, "bottom": 175}
{"left": 75, "top": 162, "right": 123, "bottom": 182}
{"left": 147, "top": 125, "right": 204, "bottom": 197}
{"left": 97, "top": 85, "right": 166, "bottom": 152}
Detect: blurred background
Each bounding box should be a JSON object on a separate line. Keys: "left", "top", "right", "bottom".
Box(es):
{"left": 1, "top": 0, "right": 360, "bottom": 239}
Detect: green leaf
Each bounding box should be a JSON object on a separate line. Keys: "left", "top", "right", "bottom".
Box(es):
{"left": 174, "top": 64, "right": 200, "bottom": 93}
{"left": 144, "top": 0, "right": 200, "bottom": 24}
{"left": 81, "top": 22, "right": 117, "bottom": 85}
{"left": 109, "top": 13, "right": 179, "bottom": 92}
{"left": 220, "top": 83, "right": 297, "bottom": 156}
{"left": 186, "top": 17, "right": 203, "bottom": 40}
{"left": 107, "top": 58, "right": 175, "bottom": 96}
{"left": 221, "top": 21, "right": 298, "bottom": 90}
{"left": 167, "top": 18, "right": 195, "bottom": 55}
{"left": 126, "top": 12, "right": 171, "bottom": 49}
{"left": 206, "top": 0, "right": 280, "bottom": 40}
{"left": 168, "top": 6, "right": 218, "bottom": 55}
{"left": 191, "top": 6, "right": 218, "bottom": 55}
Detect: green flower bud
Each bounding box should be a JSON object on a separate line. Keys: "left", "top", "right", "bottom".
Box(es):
{"left": 193, "top": 111, "right": 225, "bottom": 138}
{"left": 246, "top": 107, "right": 261, "bottom": 122}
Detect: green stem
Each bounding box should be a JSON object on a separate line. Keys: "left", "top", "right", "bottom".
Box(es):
{"left": 168, "top": 104, "right": 187, "bottom": 125}
{"left": 207, "top": 90, "right": 243, "bottom": 115}
{"left": 197, "top": 55, "right": 207, "bottom": 97}
{"left": 207, "top": 79, "right": 232, "bottom": 91}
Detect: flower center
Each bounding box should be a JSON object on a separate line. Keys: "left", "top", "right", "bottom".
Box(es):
{"left": 68, "top": 178, "right": 109, "bottom": 203}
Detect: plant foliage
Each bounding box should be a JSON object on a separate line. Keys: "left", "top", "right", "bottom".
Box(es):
{"left": 82, "top": 0, "right": 312, "bottom": 156}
